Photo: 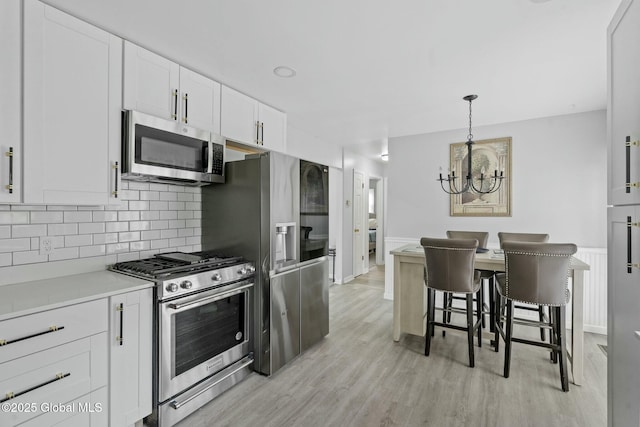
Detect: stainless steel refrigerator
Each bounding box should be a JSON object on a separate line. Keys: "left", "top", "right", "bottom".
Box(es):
{"left": 607, "top": 1, "right": 640, "bottom": 425}
{"left": 202, "top": 151, "right": 301, "bottom": 375}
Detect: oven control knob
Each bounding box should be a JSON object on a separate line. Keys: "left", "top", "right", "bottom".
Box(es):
{"left": 238, "top": 267, "right": 248, "bottom": 275}
{"left": 166, "top": 283, "right": 179, "bottom": 293}
{"left": 211, "top": 273, "right": 222, "bottom": 282}
{"left": 247, "top": 265, "right": 256, "bottom": 274}
{"left": 180, "top": 280, "right": 193, "bottom": 289}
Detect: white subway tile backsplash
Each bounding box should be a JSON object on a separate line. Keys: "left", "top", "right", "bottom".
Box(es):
{"left": 30, "top": 211, "right": 63, "bottom": 223}
{"left": 169, "top": 237, "right": 186, "bottom": 247}
{"left": 127, "top": 182, "right": 150, "bottom": 191}
{"left": 161, "top": 229, "right": 178, "bottom": 239}
{"left": 149, "top": 183, "right": 169, "bottom": 192}
{"left": 49, "top": 247, "right": 79, "bottom": 261}
{"left": 0, "top": 238, "right": 31, "bottom": 253}
{"left": 177, "top": 193, "right": 194, "bottom": 202}
{"left": 169, "top": 220, "right": 186, "bottom": 229}
{"left": 11, "top": 205, "right": 46, "bottom": 211}
{"left": 65, "top": 235, "right": 93, "bottom": 247}
{"left": 178, "top": 228, "right": 194, "bottom": 237}
{"left": 79, "top": 245, "right": 106, "bottom": 258}
{"left": 185, "top": 220, "right": 200, "bottom": 228}
{"left": 129, "top": 221, "right": 151, "bottom": 231}
{"left": 0, "top": 253, "right": 11, "bottom": 267}
{"left": 0, "top": 185, "right": 202, "bottom": 267}
{"left": 160, "top": 192, "right": 178, "bottom": 201}
{"left": 130, "top": 240, "right": 151, "bottom": 251}
{"left": 13, "top": 250, "right": 48, "bottom": 265}
{"left": 117, "top": 252, "right": 140, "bottom": 262}
{"left": 128, "top": 201, "right": 150, "bottom": 211}
{"left": 151, "top": 220, "right": 169, "bottom": 230}
{"left": 12, "top": 224, "right": 47, "bottom": 238}
{"left": 177, "top": 211, "right": 194, "bottom": 220}
{"left": 48, "top": 223, "right": 78, "bottom": 236}
{"left": 119, "top": 231, "right": 141, "bottom": 242}
{"left": 118, "top": 211, "right": 140, "bottom": 221}
{"left": 186, "top": 236, "right": 200, "bottom": 245}
{"left": 140, "top": 191, "right": 160, "bottom": 201}
{"left": 141, "top": 230, "right": 161, "bottom": 241}
{"left": 106, "top": 222, "right": 129, "bottom": 233}
{"left": 79, "top": 222, "right": 106, "bottom": 234}
{"left": 151, "top": 239, "right": 169, "bottom": 250}
{"left": 46, "top": 206, "right": 78, "bottom": 211}
{"left": 64, "top": 211, "right": 92, "bottom": 223}
{"left": 0, "top": 212, "right": 29, "bottom": 225}
{"left": 150, "top": 201, "right": 169, "bottom": 211}
{"left": 93, "top": 233, "right": 119, "bottom": 245}
{"left": 106, "top": 242, "right": 130, "bottom": 254}
{"left": 93, "top": 211, "right": 118, "bottom": 222}
{"left": 140, "top": 211, "right": 160, "bottom": 221}
{"left": 159, "top": 211, "right": 177, "bottom": 220}
{"left": 120, "top": 190, "right": 140, "bottom": 200}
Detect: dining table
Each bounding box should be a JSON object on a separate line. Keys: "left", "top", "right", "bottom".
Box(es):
{"left": 390, "top": 243, "right": 591, "bottom": 385}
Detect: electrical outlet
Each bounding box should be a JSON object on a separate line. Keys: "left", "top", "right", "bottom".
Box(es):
{"left": 40, "top": 236, "right": 53, "bottom": 255}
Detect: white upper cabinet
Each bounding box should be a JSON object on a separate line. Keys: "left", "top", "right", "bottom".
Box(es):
{"left": 608, "top": 0, "right": 640, "bottom": 206}
{"left": 0, "top": 0, "right": 22, "bottom": 204}
{"left": 123, "top": 42, "right": 221, "bottom": 134}
{"left": 221, "top": 85, "right": 286, "bottom": 153}
{"left": 23, "top": 0, "right": 122, "bottom": 205}
{"left": 123, "top": 41, "right": 179, "bottom": 121}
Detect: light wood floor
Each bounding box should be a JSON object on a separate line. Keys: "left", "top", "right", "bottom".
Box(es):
{"left": 176, "top": 263, "right": 607, "bottom": 427}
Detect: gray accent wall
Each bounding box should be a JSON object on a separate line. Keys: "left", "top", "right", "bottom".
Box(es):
{"left": 387, "top": 110, "right": 607, "bottom": 248}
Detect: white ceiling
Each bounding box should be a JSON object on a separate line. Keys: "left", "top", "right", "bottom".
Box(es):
{"left": 43, "top": 0, "right": 620, "bottom": 162}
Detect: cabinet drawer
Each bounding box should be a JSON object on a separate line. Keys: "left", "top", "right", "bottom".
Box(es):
{"left": 19, "top": 386, "right": 108, "bottom": 427}
{"left": 0, "top": 299, "right": 107, "bottom": 363}
{"left": 0, "top": 334, "right": 107, "bottom": 426}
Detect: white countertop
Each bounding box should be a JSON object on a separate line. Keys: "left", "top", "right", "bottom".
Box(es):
{"left": 0, "top": 270, "right": 154, "bottom": 321}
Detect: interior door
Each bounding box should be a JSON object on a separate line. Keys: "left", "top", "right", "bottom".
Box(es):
{"left": 353, "top": 170, "right": 364, "bottom": 277}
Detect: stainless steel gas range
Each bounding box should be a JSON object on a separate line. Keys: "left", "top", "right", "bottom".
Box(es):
{"left": 110, "top": 250, "right": 256, "bottom": 427}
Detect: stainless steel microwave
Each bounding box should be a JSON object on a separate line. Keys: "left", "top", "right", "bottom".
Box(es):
{"left": 122, "top": 110, "right": 225, "bottom": 185}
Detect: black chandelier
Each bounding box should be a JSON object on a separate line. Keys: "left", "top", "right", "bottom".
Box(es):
{"left": 437, "top": 95, "right": 504, "bottom": 195}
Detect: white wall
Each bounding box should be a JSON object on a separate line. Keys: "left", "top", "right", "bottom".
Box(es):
{"left": 342, "top": 149, "right": 388, "bottom": 281}
{"left": 387, "top": 110, "right": 607, "bottom": 248}
{"left": 286, "top": 124, "right": 343, "bottom": 169}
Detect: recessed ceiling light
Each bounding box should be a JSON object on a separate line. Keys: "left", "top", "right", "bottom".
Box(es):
{"left": 273, "top": 66, "right": 296, "bottom": 78}
{"left": 529, "top": 0, "right": 552, "bottom": 3}
{"left": 381, "top": 153, "right": 389, "bottom": 161}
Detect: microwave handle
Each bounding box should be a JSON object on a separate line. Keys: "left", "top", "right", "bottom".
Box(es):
{"left": 206, "top": 141, "right": 213, "bottom": 174}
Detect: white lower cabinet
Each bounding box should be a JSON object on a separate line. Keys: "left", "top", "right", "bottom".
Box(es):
{"left": 0, "top": 287, "right": 153, "bottom": 427}
{"left": 108, "top": 288, "right": 152, "bottom": 427}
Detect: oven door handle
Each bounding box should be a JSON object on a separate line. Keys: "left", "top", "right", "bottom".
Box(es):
{"left": 167, "top": 282, "right": 254, "bottom": 310}
{"left": 170, "top": 356, "right": 254, "bottom": 410}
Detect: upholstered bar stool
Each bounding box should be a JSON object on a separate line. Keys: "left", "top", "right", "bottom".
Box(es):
{"left": 494, "top": 241, "right": 577, "bottom": 391}
{"left": 446, "top": 231, "right": 494, "bottom": 332}
{"left": 497, "top": 232, "right": 550, "bottom": 341}
{"left": 421, "top": 237, "right": 483, "bottom": 367}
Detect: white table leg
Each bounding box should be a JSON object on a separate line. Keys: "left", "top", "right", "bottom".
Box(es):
{"left": 571, "top": 270, "right": 585, "bottom": 385}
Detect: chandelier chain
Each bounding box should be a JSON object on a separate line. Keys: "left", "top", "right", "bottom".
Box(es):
{"left": 467, "top": 98, "right": 473, "bottom": 141}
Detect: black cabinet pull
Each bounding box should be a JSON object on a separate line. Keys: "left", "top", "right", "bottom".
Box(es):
{"left": 5, "top": 147, "right": 13, "bottom": 194}
{"left": 260, "top": 122, "right": 264, "bottom": 145}
{"left": 116, "top": 303, "right": 124, "bottom": 345}
{"left": 0, "top": 326, "right": 65, "bottom": 347}
{"left": 172, "top": 89, "right": 178, "bottom": 120}
{"left": 628, "top": 216, "right": 633, "bottom": 274}
{"left": 183, "top": 93, "right": 188, "bottom": 124}
{"left": 0, "top": 373, "right": 71, "bottom": 403}
{"left": 112, "top": 161, "right": 119, "bottom": 198}
{"left": 626, "top": 136, "right": 631, "bottom": 194}
{"left": 256, "top": 121, "right": 260, "bottom": 145}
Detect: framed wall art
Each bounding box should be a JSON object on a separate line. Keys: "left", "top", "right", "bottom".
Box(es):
{"left": 449, "top": 136, "right": 512, "bottom": 217}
